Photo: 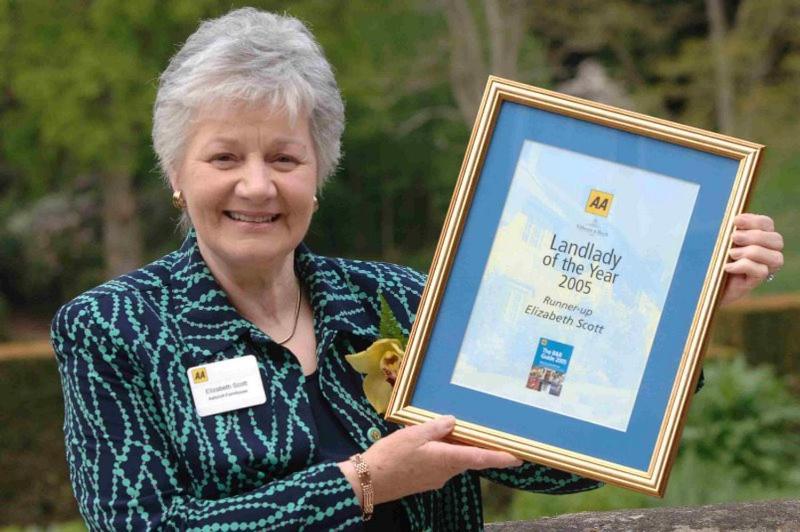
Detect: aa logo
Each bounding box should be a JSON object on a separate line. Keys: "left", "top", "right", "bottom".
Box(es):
{"left": 585, "top": 189, "right": 614, "bottom": 217}
{"left": 191, "top": 367, "right": 208, "bottom": 384}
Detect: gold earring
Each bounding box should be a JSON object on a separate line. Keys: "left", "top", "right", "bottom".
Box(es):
{"left": 313, "top": 195, "right": 319, "bottom": 212}
{"left": 172, "top": 190, "right": 186, "bottom": 210}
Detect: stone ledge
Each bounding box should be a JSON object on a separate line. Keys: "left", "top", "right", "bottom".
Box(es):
{"left": 486, "top": 499, "right": 800, "bottom": 531}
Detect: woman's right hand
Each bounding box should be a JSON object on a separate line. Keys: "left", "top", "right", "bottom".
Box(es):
{"left": 339, "top": 416, "right": 523, "bottom": 505}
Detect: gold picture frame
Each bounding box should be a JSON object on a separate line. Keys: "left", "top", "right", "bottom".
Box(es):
{"left": 385, "top": 76, "right": 762, "bottom": 496}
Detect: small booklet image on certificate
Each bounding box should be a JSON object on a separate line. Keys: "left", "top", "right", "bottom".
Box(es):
{"left": 526, "top": 338, "right": 573, "bottom": 397}
{"left": 450, "top": 140, "right": 699, "bottom": 432}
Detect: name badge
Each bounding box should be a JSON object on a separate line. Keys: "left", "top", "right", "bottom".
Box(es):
{"left": 187, "top": 355, "right": 266, "bottom": 417}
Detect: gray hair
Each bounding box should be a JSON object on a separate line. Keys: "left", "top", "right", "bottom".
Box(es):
{"left": 152, "top": 8, "right": 345, "bottom": 225}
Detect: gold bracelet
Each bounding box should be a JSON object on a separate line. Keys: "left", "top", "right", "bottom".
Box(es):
{"left": 350, "top": 453, "right": 374, "bottom": 521}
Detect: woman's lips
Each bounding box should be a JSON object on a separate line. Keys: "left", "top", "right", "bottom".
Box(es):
{"left": 224, "top": 211, "right": 281, "bottom": 223}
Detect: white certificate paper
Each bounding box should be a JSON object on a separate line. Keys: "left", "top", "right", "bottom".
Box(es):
{"left": 450, "top": 140, "right": 699, "bottom": 431}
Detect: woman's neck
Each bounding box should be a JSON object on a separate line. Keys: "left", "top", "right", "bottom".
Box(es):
{"left": 197, "top": 240, "right": 300, "bottom": 327}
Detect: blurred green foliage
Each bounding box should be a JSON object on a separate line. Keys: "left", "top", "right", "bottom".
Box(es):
{"left": 0, "top": 0, "right": 797, "bottom": 315}
{"left": 681, "top": 356, "right": 800, "bottom": 486}
{"left": 0, "top": 524, "right": 85, "bottom": 532}
{"left": 0, "top": 360, "right": 79, "bottom": 526}
{"left": 483, "top": 355, "right": 800, "bottom": 521}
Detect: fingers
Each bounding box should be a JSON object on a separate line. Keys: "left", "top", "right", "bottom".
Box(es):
{"left": 426, "top": 441, "right": 523, "bottom": 472}
{"left": 367, "top": 418, "right": 523, "bottom": 502}
{"left": 724, "top": 214, "right": 784, "bottom": 303}
{"left": 406, "top": 415, "right": 456, "bottom": 442}
{"left": 719, "top": 275, "right": 754, "bottom": 305}
{"left": 733, "top": 213, "right": 775, "bottom": 232}
{"left": 729, "top": 245, "right": 784, "bottom": 273}
{"left": 731, "top": 229, "right": 784, "bottom": 251}
{"left": 724, "top": 257, "right": 770, "bottom": 287}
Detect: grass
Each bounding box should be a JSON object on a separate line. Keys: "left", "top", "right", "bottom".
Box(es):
{"left": 0, "top": 523, "right": 86, "bottom": 532}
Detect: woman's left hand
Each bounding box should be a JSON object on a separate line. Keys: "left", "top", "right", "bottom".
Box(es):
{"left": 720, "top": 213, "right": 784, "bottom": 306}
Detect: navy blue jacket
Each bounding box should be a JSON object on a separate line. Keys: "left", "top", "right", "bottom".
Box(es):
{"left": 51, "top": 230, "right": 601, "bottom": 531}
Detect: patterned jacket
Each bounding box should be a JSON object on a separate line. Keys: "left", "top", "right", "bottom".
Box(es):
{"left": 51, "top": 229, "right": 601, "bottom": 531}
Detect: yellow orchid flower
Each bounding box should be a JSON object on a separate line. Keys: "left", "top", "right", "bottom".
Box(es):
{"left": 345, "top": 338, "right": 404, "bottom": 414}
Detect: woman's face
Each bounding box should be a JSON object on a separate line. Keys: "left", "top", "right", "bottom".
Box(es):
{"left": 173, "top": 102, "right": 318, "bottom": 273}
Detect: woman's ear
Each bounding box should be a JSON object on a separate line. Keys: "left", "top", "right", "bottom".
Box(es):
{"left": 167, "top": 167, "right": 179, "bottom": 191}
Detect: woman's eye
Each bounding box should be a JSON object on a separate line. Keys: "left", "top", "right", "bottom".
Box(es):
{"left": 211, "top": 153, "right": 237, "bottom": 166}
{"left": 273, "top": 155, "right": 300, "bottom": 169}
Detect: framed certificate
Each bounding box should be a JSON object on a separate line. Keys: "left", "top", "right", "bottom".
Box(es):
{"left": 385, "top": 76, "right": 762, "bottom": 496}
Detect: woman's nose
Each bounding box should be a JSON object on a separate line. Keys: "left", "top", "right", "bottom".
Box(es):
{"left": 235, "top": 159, "right": 278, "bottom": 200}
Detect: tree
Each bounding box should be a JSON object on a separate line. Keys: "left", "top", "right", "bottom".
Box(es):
{"left": 0, "top": 0, "right": 236, "bottom": 278}
{"left": 653, "top": 0, "right": 800, "bottom": 152}
{"left": 705, "top": 0, "right": 735, "bottom": 134}
{"left": 440, "top": 0, "right": 534, "bottom": 125}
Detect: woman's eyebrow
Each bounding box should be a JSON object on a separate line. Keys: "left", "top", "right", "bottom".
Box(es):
{"left": 268, "top": 138, "right": 309, "bottom": 152}
{"left": 199, "top": 137, "right": 242, "bottom": 151}
{"left": 203, "top": 136, "right": 307, "bottom": 149}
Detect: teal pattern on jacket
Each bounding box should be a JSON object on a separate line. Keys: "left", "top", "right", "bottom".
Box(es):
{"left": 51, "top": 229, "right": 601, "bottom": 531}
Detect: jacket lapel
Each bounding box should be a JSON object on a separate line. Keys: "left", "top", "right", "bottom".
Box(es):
{"left": 167, "top": 231, "right": 387, "bottom": 443}
{"left": 168, "top": 229, "right": 252, "bottom": 360}
{"left": 294, "top": 246, "right": 393, "bottom": 444}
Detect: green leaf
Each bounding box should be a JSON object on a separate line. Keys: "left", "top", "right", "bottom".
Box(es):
{"left": 378, "top": 292, "right": 405, "bottom": 347}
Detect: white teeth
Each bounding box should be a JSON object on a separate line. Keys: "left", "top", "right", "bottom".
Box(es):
{"left": 227, "top": 212, "right": 278, "bottom": 223}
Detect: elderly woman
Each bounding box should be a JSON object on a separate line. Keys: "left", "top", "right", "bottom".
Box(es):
{"left": 51, "top": 7, "right": 784, "bottom": 531}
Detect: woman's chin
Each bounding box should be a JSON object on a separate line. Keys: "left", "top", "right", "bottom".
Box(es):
{"left": 197, "top": 232, "right": 296, "bottom": 269}
{"left": 226, "top": 243, "right": 295, "bottom": 266}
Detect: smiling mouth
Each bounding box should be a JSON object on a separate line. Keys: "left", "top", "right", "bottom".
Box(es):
{"left": 224, "top": 211, "right": 281, "bottom": 223}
